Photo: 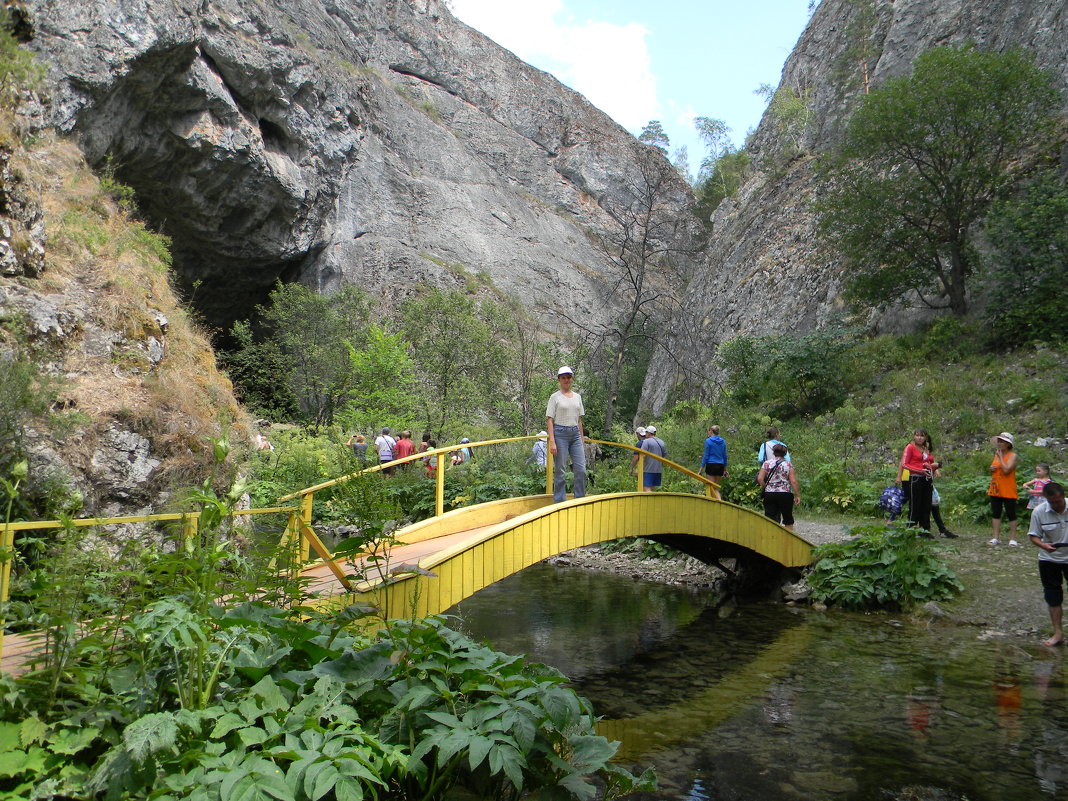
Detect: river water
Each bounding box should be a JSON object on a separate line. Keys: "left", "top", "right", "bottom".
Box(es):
{"left": 449, "top": 562, "right": 1068, "bottom": 801}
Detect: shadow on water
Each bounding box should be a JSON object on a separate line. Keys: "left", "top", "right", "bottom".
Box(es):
{"left": 449, "top": 562, "right": 1068, "bottom": 801}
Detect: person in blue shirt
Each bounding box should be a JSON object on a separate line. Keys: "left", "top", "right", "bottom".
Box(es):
{"left": 757, "top": 425, "right": 791, "bottom": 463}
{"left": 701, "top": 425, "right": 729, "bottom": 479}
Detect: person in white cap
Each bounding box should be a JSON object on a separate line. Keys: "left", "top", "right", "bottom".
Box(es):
{"left": 629, "top": 426, "right": 647, "bottom": 474}
{"left": 546, "top": 366, "right": 587, "bottom": 502}
{"left": 988, "top": 432, "right": 1019, "bottom": 545}
{"left": 638, "top": 425, "right": 667, "bottom": 492}
{"left": 527, "top": 431, "right": 548, "bottom": 468}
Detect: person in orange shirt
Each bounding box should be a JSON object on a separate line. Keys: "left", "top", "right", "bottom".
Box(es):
{"left": 393, "top": 430, "right": 416, "bottom": 468}
{"left": 987, "top": 432, "right": 1019, "bottom": 546}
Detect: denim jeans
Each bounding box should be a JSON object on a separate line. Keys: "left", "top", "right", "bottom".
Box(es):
{"left": 552, "top": 424, "right": 586, "bottom": 502}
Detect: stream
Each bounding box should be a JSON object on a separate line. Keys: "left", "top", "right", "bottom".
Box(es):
{"left": 449, "top": 562, "right": 1068, "bottom": 801}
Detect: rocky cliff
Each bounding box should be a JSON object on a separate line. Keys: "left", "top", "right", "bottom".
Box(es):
{"left": 640, "top": 0, "right": 1068, "bottom": 415}
{"left": 24, "top": 0, "right": 696, "bottom": 332}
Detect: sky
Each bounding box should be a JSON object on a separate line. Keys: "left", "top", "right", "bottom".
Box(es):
{"left": 448, "top": 0, "right": 814, "bottom": 178}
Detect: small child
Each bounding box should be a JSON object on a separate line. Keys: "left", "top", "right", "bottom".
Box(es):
{"left": 1023, "top": 463, "right": 1052, "bottom": 510}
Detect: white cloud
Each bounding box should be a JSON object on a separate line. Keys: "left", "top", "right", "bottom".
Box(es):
{"left": 449, "top": 0, "right": 659, "bottom": 133}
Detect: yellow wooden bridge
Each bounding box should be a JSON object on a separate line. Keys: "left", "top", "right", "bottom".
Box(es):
{"left": 0, "top": 435, "right": 814, "bottom": 672}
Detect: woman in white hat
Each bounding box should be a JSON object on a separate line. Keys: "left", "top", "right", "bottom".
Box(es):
{"left": 988, "top": 432, "right": 1019, "bottom": 545}
{"left": 546, "top": 366, "right": 587, "bottom": 502}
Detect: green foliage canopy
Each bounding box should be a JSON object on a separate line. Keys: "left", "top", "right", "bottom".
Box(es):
{"left": 817, "top": 45, "right": 1061, "bottom": 316}
{"left": 984, "top": 168, "right": 1068, "bottom": 345}
{"left": 224, "top": 283, "right": 416, "bottom": 430}
{"left": 400, "top": 287, "right": 511, "bottom": 436}
{"left": 716, "top": 326, "right": 858, "bottom": 417}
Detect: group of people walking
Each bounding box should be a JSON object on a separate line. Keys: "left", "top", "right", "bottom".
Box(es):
{"left": 346, "top": 428, "right": 472, "bottom": 478}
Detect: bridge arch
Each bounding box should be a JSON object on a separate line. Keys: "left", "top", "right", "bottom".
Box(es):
{"left": 330, "top": 492, "right": 814, "bottom": 620}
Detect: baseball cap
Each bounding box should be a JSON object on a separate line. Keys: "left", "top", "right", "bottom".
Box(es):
{"left": 646, "top": 425, "right": 657, "bottom": 434}
{"left": 557, "top": 365, "right": 574, "bottom": 376}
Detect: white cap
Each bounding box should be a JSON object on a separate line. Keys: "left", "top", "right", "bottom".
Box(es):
{"left": 646, "top": 425, "right": 657, "bottom": 434}
{"left": 636, "top": 426, "right": 647, "bottom": 436}
{"left": 537, "top": 430, "right": 547, "bottom": 438}
{"left": 557, "top": 365, "right": 574, "bottom": 376}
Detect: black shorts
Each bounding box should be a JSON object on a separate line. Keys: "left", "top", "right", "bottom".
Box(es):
{"left": 704, "top": 463, "right": 726, "bottom": 478}
{"left": 763, "top": 491, "right": 794, "bottom": 526}
{"left": 991, "top": 496, "right": 1017, "bottom": 522}
{"left": 1039, "top": 560, "right": 1068, "bottom": 607}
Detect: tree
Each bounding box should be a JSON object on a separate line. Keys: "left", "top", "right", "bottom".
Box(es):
{"left": 754, "top": 80, "right": 813, "bottom": 161}
{"left": 224, "top": 283, "right": 415, "bottom": 430}
{"left": 694, "top": 116, "right": 732, "bottom": 179}
{"left": 817, "top": 46, "right": 1061, "bottom": 316}
{"left": 638, "top": 120, "right": 670, "bottom": 153}
{"left": 717, "top": 327, "right": 859, "bottom": 417}
{"left": 337, "top": 324, "right": 417, "bottom": 433}
{"left": 400, "top": 287, "right": 510, "bottom": 436}
{"left": 671, "top": 145, "right": 692, "bottom": 184}
{"left": 983, "top": 168, "right": 1068, "bottom": 345}
{"left": 555, "top": 147, "right": 695, "bottom": 437}
{"left": 693, "top": 116, "right": 751, "bottom": 220}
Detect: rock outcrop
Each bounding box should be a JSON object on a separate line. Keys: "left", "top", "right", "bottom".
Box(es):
{"left": 640, "top": 0, "right": 1068, "bottom": 415}
{"left": 25, "top": 0, "right": 697, "bottom": 332}
{"left": 0, "top": 132, "right": 248, "bottom": 517}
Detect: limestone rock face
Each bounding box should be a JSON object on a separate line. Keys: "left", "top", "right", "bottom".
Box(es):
{"left": 640, "top": 0, "right": 1068, "bottom": 415}
{"left": 26, "top": 0, "right": 696, "bottom": 330}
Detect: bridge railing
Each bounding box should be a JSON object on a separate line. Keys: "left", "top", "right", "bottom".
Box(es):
{"left": 0, "top": 434, "right": 722, "bottom": 663}
{"left": 276, "top": 435, "right": 721, "bottom": 566}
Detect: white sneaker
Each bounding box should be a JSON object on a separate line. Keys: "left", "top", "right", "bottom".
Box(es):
{"left": 988, "top": 538, "right": 1000, "bottom": 545}
{"left": 1008, "top": 540, "right": 1019, "bottom": 546}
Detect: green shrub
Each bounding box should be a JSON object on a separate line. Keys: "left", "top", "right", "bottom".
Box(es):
{"left": 809, "top": 524, "right": 964, "bottom": 610}
{"left": 0, "top": 477, "right": 654, "bottom": 800}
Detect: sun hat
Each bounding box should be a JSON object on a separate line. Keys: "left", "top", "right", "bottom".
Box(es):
{"left": 646, "top": 425, "right": 657, "bottom": 434}
{"left": 557, "top": 365, "right": 574, "bottom": 376}
{"left": 995, "top": 432, "right": 1014, "bottom": 446}
{"left": 537, "top": 430, "right": 547, "bottom": 438}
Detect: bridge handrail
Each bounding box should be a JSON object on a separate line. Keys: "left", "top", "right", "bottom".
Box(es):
{"left": 586, "top": 438, "right": 721, "bottom": 493}
{"left": 276, "top": 435, "right": 543, "bottom": 501}
{"left": 279, "top": 434, "right": 720, "bottom": 502}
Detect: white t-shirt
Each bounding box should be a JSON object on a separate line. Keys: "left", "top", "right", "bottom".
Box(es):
{"left": 546, "top": 391, "right": 585, "bottom": 427}
{"left": 375, "top": 435, "right": 396, "bottom": 460}
{"left": 1029, "top": 501, "right": 1068, "bottom": 564}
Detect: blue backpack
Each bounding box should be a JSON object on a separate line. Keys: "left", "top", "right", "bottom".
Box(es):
{"left": 879, "top": 486, "right": 905, "bottom": 515}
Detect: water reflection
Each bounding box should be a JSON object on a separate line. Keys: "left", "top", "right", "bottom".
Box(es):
{"left": 449, "top": 563, "right": 1068, "bottom": 801}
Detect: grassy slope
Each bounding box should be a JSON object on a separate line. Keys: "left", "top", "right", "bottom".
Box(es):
{"left": 2, "top": 129, "right": 250, "bottom": 509}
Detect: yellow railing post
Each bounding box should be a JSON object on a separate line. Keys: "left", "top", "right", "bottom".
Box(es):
{"left": 299, "top": 492, "right": 313, "bottom": 562}
{"left": 182, "top": 513, "right": 198, "bottom": 553}
{"left": 0, "top": 520, "right": 13, "bottom": 666}
{"left": 545, "top": 445, "right": 553, "bottom": 496}
{"left": 636, "top": 453, "right": 645, "bottom": 492}
{"left": 435, "top": 456, "right": 445, "bottom": 517}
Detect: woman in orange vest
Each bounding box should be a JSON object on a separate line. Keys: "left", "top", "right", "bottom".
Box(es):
{"left": 987, "top": 432, "right": 1019, "bottom": 546}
